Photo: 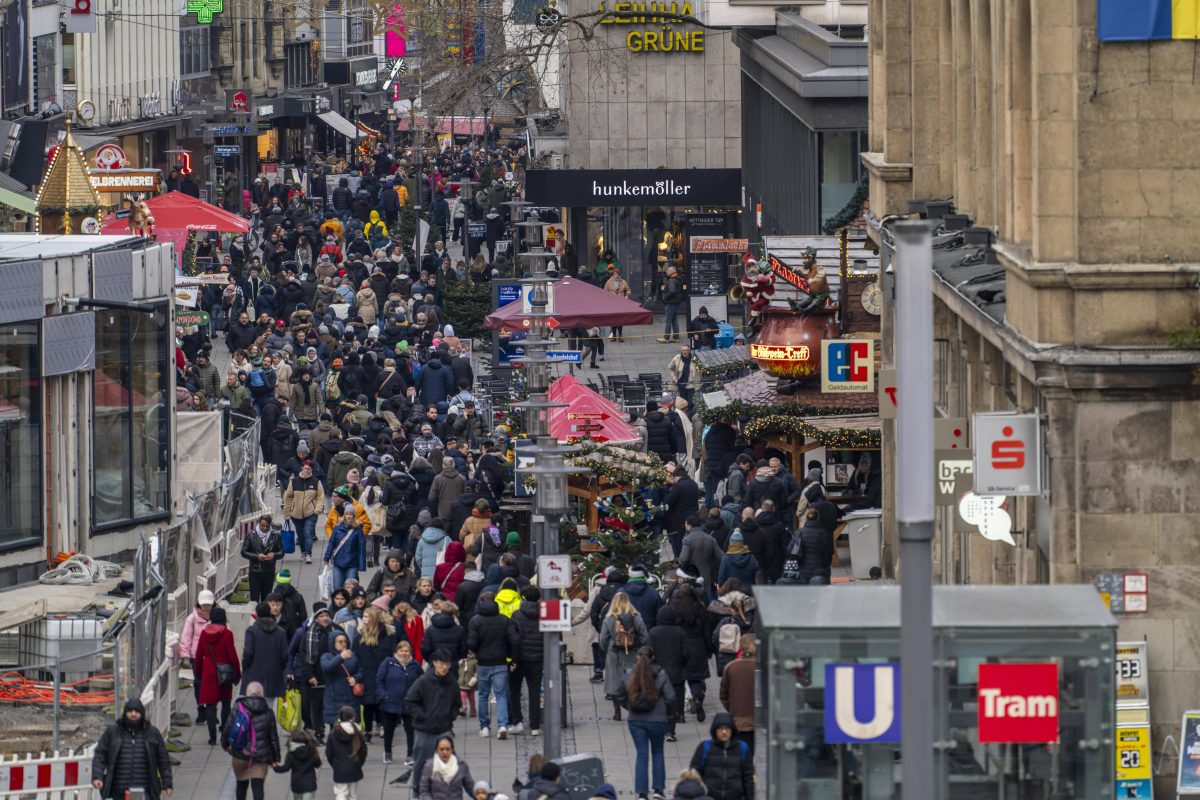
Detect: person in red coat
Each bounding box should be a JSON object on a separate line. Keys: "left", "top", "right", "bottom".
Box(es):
{"left": 195, "top": 606, "right": 241, "bottom": 745}
{"left": 392, "top": 596, "right": 425, "bottom": 665}
{"left": 434, "top": 542, "right": 468, "bottom": 599}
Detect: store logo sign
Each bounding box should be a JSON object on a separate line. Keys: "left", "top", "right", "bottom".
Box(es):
{"left": 824, "top": 663, "right": 901, "bottom": 743}
{"left": 821, "top": 339, "right": 875, "bottom": 393}
{"left": 67, "top": 0, "right": 98, "bottom": 33}
{"left": 977, "top": 663, "right": 1059, "bottom": 743}
{"left": 356, "top": 68, "right": 378, "bottom": 86}
{"left": 591, "top": 179, "right": 691, "bottom": 198}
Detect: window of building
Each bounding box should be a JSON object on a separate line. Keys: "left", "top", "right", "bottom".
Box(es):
{"left": 179, "top": 25, "right": 211, "bottom": 78}
{"left": 93, "top": 305, "right": 170, "bottom": 530}
{"left": 61, "top": 32, "right": 76, "bottom": 87}
{"left": 0, "top": 324, "right": 42, "bottom": 551}
{"left": 252, "top": 21, "right": 260, "bottom": 77}
{"left": 33, "top": 34, "right": 56, "bottom": 108}
{"left": 285, "top": 41, "right": 319, "bottom": 87}
{"left": 818, "top": 129, "right": 866, "bottom": 227}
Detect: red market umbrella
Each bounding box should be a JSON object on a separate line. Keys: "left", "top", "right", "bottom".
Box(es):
{"left": 548, "top": 376, "right": 638, "bottom": 444}
{"left": 484, "top": 277, "right": 654, "bottom": 333}
{"left": 101, "top": 191, "right": 251, "bottom": 264}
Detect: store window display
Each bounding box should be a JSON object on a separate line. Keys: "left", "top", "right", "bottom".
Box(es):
{"left": 0, "top": 324, "right": 42, "bottom": 549}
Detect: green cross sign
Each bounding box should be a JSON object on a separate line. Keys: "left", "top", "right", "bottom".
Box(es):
{"left": 188, "top": 0, "right": 223, "bottom": 23}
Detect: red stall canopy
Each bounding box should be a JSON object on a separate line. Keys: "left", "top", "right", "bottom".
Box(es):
{"left": 101, "top": 191, "right": 250, "bottom": 263}
{"left": 484, "top": 277, "right": 654, "bottom": 333}
{"left": 548, "top": 375, "right": 638, "bottom": 444}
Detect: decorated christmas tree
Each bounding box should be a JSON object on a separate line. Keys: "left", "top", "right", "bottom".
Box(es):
{"left": 181, "top": 231, "right": 198, "bottom": 275}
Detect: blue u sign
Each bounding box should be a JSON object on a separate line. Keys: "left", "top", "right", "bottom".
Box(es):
{"left": 824, "top": 663, "right": 902, "bottom": 743}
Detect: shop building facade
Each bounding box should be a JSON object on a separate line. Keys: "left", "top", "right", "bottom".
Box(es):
{"left": 864, "top": 0, "right": 1200, "bottom": 789}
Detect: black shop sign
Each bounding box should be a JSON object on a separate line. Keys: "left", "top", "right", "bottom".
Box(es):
{"left": 525, "top": 168, "right": 742, "bottom": 207}
{"left": 685, "top": 212, "right": 731, "bottom": 295}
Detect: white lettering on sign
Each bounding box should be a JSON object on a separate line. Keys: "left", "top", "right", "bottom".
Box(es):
{"left": 592, "top": 179, "right": 691, "bottom": 198}
{"left": 258, "top": 104, "right": 274, "bottom": 117}
{"left": 355, "top": 68, "right": 378, "bottom": 85}
{"left": 833, "top": 666, "right": 896, "bottom": 741}
{"left": 979, "top": 688, "right": 1057, "bottom": 719}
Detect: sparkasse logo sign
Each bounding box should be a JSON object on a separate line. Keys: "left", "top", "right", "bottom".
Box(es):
{"left": 977, "top": 663, "right": 1060, "bottom": 743}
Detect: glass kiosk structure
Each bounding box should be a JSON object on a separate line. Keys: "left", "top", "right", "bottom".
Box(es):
{"left": 755, "top": 585, "right": 1117, "bottom": 799}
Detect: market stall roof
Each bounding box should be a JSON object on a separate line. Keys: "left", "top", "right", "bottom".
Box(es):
{"left": 718, "top": 367, "right": 878, "bottom": 411}
{"left": 484, "top": 277, "right": 654, "bottom": 333}
{"left": 396, "top": 116, "right": 487, "bottom": 135}
{"left": 100, "top": 191, "right": 250, "bottom": 235}
{"left": 548, "top": 375, "right": 639, "bottom": 444}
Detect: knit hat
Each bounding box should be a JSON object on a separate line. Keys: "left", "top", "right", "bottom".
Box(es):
{"left": 398, "top": 341, "right": 410, "bottom": 352}
{"left": 381, "top": 454, "right": 395, "bottom": 467}
{"left": 474, "top": 781, "right": 493, "bottom": 795}
{"left": 807, "top": 467, "right": 823, "bottom": 482}
{"left": 475, "top": 499, "right": 490, "bottom": 512}
{"left": 628, "top": 566, "right": 647, "bottom": 581}
{"left": 334, "top": 485, "right": 352, "bottom": 499}
{"left": 505, "top": 531, "right": 521, "bottom": 547}
{"left": 729, "top": 530, "right": 745, "bottom": 545}
{"left": 296, "top": 440, "right": 310, "bottom": 455}
{"left": 298, "top": 356, "right": 309, "bottom": 365}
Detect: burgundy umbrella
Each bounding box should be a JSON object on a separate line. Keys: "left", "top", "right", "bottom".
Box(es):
{"left": 484, "top": 277, "right": 654, "bottom": 333}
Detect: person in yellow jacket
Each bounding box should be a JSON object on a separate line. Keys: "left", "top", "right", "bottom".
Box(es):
{"left": 365, "top": 210, "right": 389, "bottom": 245}
{"left": 326, "top": 485, "right": 372, "bottom": 538}
{"left": 495, "top": 576, "right": 522, "bottom": 618}
{"left": 395, "top": 183, "right": 409, "bottom": 207}
{"left": 319, "top": 212, "right": 344, "bottom": 244}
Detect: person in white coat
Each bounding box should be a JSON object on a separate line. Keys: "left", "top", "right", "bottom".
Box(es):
{"left": 673, "top": 397, "right": 697, "bottom": 480}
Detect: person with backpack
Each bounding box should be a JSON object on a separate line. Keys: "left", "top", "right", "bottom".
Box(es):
{"left": 707, "top": 581, "right": 756, "bottom": 677}
{"left": 587, "top": 567, "right": 627, "bottom": 684}
{"left": 689, "top": 713, "right": 755, "bottom": 800}
{"left": 719, "top": 635, "right": 757, "bottom": 757}
{"left": 599, "top": 592, "right": 650, "bottom": 721}
{"left": 716, "top": 531, "right": 760, "bottom": 590}
{"left": 222, "top": 681, "right": 282, "bottom": 800}
{"left": 382, "top": 469, "right": 419, "bottom": 552}
{"left": 196, "top": 606, "right": 240, "bottom": 745}
{"left": 614, "top": 646, "right": 676, "bottom": 800}
{"left": 274, "top": 729, "right": 322, "bottom": 800}
{"left": 326, "top": 705, "right": 368, "bottom": 800}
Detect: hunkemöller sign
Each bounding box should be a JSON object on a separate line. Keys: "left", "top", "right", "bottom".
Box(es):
{"left": 524, "top": 168, "right": 742, "bottom": 207}
{"left": 599, "top": 1, "right": 705, "bottom": 53}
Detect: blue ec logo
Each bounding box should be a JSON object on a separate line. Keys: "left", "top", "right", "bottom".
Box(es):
{"left": 826, "top": 341, "right": 871, "bottom": 383}
{"left": 824, "top": 663, "right": 902, "bottom": 743}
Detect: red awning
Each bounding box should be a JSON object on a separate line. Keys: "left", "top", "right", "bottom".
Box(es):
{"left": 101, "top": 191, "right": 250, "bottom": 265}
{"left": 396, "top": 116, "right": 487, "bottom": 135}
{"left": 484, "top": 277, "right": 654, "bottom": 333}
{"left": 547, "top": 375, "right": 638, "bottom": 444}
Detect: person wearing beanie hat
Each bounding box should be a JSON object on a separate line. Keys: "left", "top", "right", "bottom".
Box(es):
{"left": 180, "top": 589, "right": 217, "bottom": 722}
{"left": 525, "top": 761, "right": 569, "bottom": 800}
{"left": 614, "top": 563, "right": 664, "bottom": 633}
{"left": 718, "top": 529, "right": 760, "bottom": 589}
{"left": 505, "top": 531, "right": 522, "bottom": 548}
{"left": 196, "top": 603, "right": 239, "bottom": 744}
{"left": 473, "top": 780, "right": 493, "bottom": 800}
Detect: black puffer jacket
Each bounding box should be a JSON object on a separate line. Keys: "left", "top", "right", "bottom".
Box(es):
{"left": 589, "top": 575, "right": 628, "bottom": 632}
{"left": 510, "top": 600, "right": 544, "bottom": 663}
{"left": 689, "top": 713, "right": 755, "bottom": 800}
{"left": 224, "top": 695, "right": 282, "bottom": 765}
{"left": 779, "top": 524, "right": 832, "bottom": 585}
{"left": 92, "top": 700, "right": 172, "bottom": 800}
{"left": 646, "top": 606, "right": 686, "bottom": 685}
{"left": 644, "top": 410, "right": 679, "bottom": 462}
{"left": 753, "top": 511, "right": 788, "bottom": 580}
{"left": 466, "top": 600, "right": 517, "bottom": 666}
{"left": 421, "top": 612, "right": 466, "bottom": 664}
{"left": 404, "top": 668, "right": 462, "bottom": 733}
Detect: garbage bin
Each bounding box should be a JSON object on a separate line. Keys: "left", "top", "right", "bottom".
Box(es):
{"left": 841, "top": 509, "right": 882, "bottom": 579}
{"left": 715, "top": 322, "right": 735, "bottom": 349}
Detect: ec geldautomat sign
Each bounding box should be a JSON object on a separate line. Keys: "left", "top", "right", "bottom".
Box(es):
{"left": 524, "top": 169, "right": 742, "bottom": 208}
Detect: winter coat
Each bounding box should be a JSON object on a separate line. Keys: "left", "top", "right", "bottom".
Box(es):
{"left": 356, "top": 287, "right": 379, "bottom": 324}
{"left": 750, "top": 512, "right": 787, "bottom": 580}
{"left": 419, "top": 757, "right": 476, "bottom": 800}
{"left": 320, "top": 640, "right": 363, "bottom": 725}
{"left": 433, "top": 542, "right": 468, "bottom": 597}
{"left": 240, "top": 617, "right": 290, "bottom": 698}
{"left": 324, "top": 523, "right": 364, "bottom": 569}
{"left": 690, "top": 713, "right": 754, "bottom": 800}
{"left": 679, "top": 529, "right": 723, "bottom": 590}
{"left": 414, "top": 526, "right": 451, "bottom": 580}
{"left": 309, "top": 419, "right": 341, "bottom": 451}
{"left": 663, "top": 476, "right": 702, "bottom": 534}
{"left": 415, "top": 359, "right": 456, "bottom": 405}
{"left": 717, "top": 553, "right": 760, "bottom": 590}
{"left": 242, "top": 528, "right": 284, "bottom": 575}
{"left": 328, "top": 450, "right": 365, "bottom": 493}
{"left": 178, "top": 608, "right": 210, "bottom": 660}
{"left": 720, "top": 657, "right": 756, "bottom": 732}
{"left": 466, "top": 600, "right": 518, "bottom": 666}
{"left": 284, "top": 474, "right": 325, "bottom": 520}
{"left": 91, "top": 703, "right": 172, "bottom": 800}
{"left": 614, "top": 662, "right": 675, "bottom": 724}
{"left": 290, "top": 379, "right": 322, "bottom": 421}
{"left": 671, "top": 602, "right": 712, "bottom": 683}
{"left": 428, "top": 467, "right": 466, "bottom": 520}
{"left": 458, "top": 508, "right": 493, "bottom": 556}
{"left": 644, "top": 410, "right": 679, "bottom": 463}
{"left": 367, "top": 551, "right": 418, "bottom": 600}
{"left": 376, "top": 656, "right": 423, "bottom": 715}
{"left": 779, "top": 524, "right": 832, "bottom": 586}
{"left": 223, "top": 695, "right": 281, "bottom": 767}
{"left": 195, "top": 624, "right": 240, "bottom": 705}
{"left": 454, "top": 572, "right": 487, "bottom": 622}
{"left": 325, "top": 722, "right": 367, "bottom": 784}
{"left": 646, "top": 607, "right": 687, "bottom": 685}
{"left": 381, "top": 472, "right": 420, "bottom": 534}
{"left": 421, "top": 612, "right": 466, "bottom": 664}
{"left": 510, "top": 600, "right": 544, "bottom": 663}
{"left": 352, "top": 629, "right": 396, "bottom": 706}
{"left": 743, "top": 473, "right": 786, "bottom": 511}
{"left": 616, "top": 581, "right": 664, "bottom": 632}
{"left": 599, "top": 612, "right": 650, "bottom": 697}
{"left": 273, "top": 739, "right": 320, "bottom": 794}
{"left": 405, "top": 667, "right": 462, "bottom": 733}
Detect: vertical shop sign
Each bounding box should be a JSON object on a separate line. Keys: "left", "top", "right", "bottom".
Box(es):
{"left": 684, "top": 213, "right": 730, "bottom": 296}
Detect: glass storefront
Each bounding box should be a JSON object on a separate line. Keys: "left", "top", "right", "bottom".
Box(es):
{"left": 585, "top": 207, "right": 726, "bottom": 301}
{"left": 93, "top": 305, "right": 171, "bottom": 529}
{"left": 0, "top": 324, "right": 42, "bottom": 550}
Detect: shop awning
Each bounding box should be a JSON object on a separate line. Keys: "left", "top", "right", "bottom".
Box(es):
{"left": 396, "top": 116, "right": 486, "bottom": 136}
{"left": 483, "top": 277, "right": 654, "bottom": 333}
{"left": 0, "top": 171, "right": 35, "bottom": 214}
{"left": 316, "top": 110, "right": 359, "bottom": 140}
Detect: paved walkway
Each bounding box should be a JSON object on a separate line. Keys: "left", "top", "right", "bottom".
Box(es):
{"left": 170, "top": 554, "right": 726, "bottom": 799}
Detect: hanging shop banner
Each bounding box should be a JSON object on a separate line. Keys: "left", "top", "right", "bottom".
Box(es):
{"left": 1115, "top": 641, "right": 1150, "bottom": 707}
{"left": 524, "top": 168, "right": 742, "bottom": 207}
{"left": 685, "top": 213, "right": 730, "bottom": 296}
{"left": 1116, "top": 724, "right": 1153, "bottom": 799}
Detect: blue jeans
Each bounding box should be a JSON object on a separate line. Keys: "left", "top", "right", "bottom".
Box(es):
{"left": 293, "top": 515, "right": 317, "bottom": 556}
{"left": 476, "top": 664, "right": 510, "bottom": 730}
{"left": 628, "top": 719, "right": 668, "bottom": 794}
{"left": 703, "top": 474, "right": 720, "bottom": 507}
{"left": 664, "top": 305, "right": 680, "bottom": 338}
{"left": 331, "top": 565, "right": 358, "bottom": 590}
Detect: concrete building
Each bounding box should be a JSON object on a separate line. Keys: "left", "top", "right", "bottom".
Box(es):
{"left": 863, "top": 0, "right": 1200, "bottom": 787}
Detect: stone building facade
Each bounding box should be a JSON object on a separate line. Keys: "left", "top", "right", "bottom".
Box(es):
{"left": 863, "top": 0, "right": 1200, "bottom": 787}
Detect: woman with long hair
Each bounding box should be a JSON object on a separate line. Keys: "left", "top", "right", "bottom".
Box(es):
{"left": 325, "top": 705, "right": 367, "bottom": 800}
{"left": 419, "top": 735, "right": 475, "bottom": 800}
{"left": 352, "top": 606, "right": 396, "bottom": 743}
{"left": 669, "top": 583, "right": 714, "bottom": 722}
{"left": 615, "top": 646, "right": 675, "bottom": 800}
{"left": 392, "top": 594, "right": 426, "bottom": 665}
{"left": 598, "top": 592, "right": 650, "bottom": 721}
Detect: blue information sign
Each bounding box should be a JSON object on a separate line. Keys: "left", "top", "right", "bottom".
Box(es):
{"left": 498, "top": 330, "right": 528, "bottom": 365}
{"left": 823, "top": 663, "right": 902, "bottom": 744}
{"left": 497, "top": 282, "right": 521, "bottom": 308}
{"left": 545, "top": 350, "right": 582, "bottom": 363}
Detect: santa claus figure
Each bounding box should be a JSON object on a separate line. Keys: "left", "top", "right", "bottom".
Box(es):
{"left": 740, "top": 259, "right": 775, "bottom": 334}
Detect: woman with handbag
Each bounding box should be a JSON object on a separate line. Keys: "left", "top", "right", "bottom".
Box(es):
{"left": 196, "top": 606, "right": 241, "bottom": 745}
{"left": 320, "top": 632, "right": 363, "bottom": 736}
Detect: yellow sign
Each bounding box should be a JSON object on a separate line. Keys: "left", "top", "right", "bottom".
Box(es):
{"left": 1115, "top": 724, "right": 1153, "bottom": 798}
{"left": 598, "top": 1, "right": 705, "bottom": 53}
{"left": 750, "top": 343, "right": 810, "bottom": 362}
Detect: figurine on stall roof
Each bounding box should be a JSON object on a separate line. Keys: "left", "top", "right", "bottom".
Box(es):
{"left": 789, "top": 246, "right": 829, "bottom": 316}
{"left": 128, "top": 200, "right": 155, "bottom": 239}
{"left": 739, "top": 259, "right": 775, "bottom": 336}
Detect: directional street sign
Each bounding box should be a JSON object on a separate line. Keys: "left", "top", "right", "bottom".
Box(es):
{"left": 547, "top": 317, "right": 561, "bottom": 330}
{"left": 545, "top": 350, "right": 582, "bottom": 363}
{"left": 573, "top": 422, "right": 603, "bottom": 433}
{"left": 567, "top": 412, "right": 610, "bottom": 421}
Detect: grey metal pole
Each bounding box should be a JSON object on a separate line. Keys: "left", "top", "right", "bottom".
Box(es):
{"left": 893, "top": 220, "right": 935, "bottom": 796}
{"left": 543, "top": 505, "right": 562, "bottom": 759}
{"left": 52, "top": 652, "right": 61, "bottom": 751}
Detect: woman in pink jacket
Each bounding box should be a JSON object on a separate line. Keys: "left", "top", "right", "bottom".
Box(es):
{"left": 179, "top": 589, "right": 216, "bottom": 723}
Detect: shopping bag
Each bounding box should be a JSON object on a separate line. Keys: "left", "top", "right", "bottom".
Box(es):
{"left": 277, "top": 687, "right": 302, "bottom": 733}
{"left": 281, "top": 523, "right": 296, "bottom": 554}
{"left": 318, "top": 562, "right": 334, "bottom": 601}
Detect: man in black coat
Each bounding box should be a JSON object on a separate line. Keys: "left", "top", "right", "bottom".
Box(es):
{"left": 421, "top": 607, "right": 466, "bottom": 665}
{"left": 647, "top": 605, "right": 687, "bottom": 740}
{"left": 466, "top": 597, "right": 520, "bottom": 736}
{"left": 644, "top": 401, "right": 680, "bottom": 464}
{"left": 507, "top": 587, "right": 545, "bottom": 734}
{"left": 91, "top": 699, "right": 173, "bottom": 799}
{"left": 241, "top": 602, "right": 290, "bottom": 700}
{"left": 689, "top": 712, "right": 755, "bottom": 800}
{"left": 743, "top": 460, "right": 786, "bottom": 511}
{"left": 703, "top": 420, "right": 738, "bottom": 505}
{"left": 753, "top": 501, "right": 789, "bottom": 583}
{"left": 226, "top": 311, "right": 259, "bottom": 355}
{"left": 405, "top": 650, "right": 461, "bottom": 796}
{"left": 779, "top": 509, "right": 834, "bottom": 586}
{"left": 662, "top": 467, "right": 701, "bottom": 555}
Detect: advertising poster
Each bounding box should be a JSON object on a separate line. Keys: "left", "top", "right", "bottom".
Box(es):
{"left": 1115, "top": 724, "right": 1152, "bottom": 799}
{"left": 684, "top": 213, "right": 730, "bottom": 296}
{"left": 1178, "top": 711, "right": 1200, "bottom": 794}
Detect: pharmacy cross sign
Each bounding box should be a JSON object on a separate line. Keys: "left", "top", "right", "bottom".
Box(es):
{"left": 188, "top": 0, "right": 223, "bottom": 23}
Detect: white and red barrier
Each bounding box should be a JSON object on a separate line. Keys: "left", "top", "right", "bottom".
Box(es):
{"left": 0, "top": 747, "right": 93, "bottom": 798}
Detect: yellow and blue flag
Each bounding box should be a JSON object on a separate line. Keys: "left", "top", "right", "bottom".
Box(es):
{"left": 1098, "top": 0, "right": 1200, "bottom": 40}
